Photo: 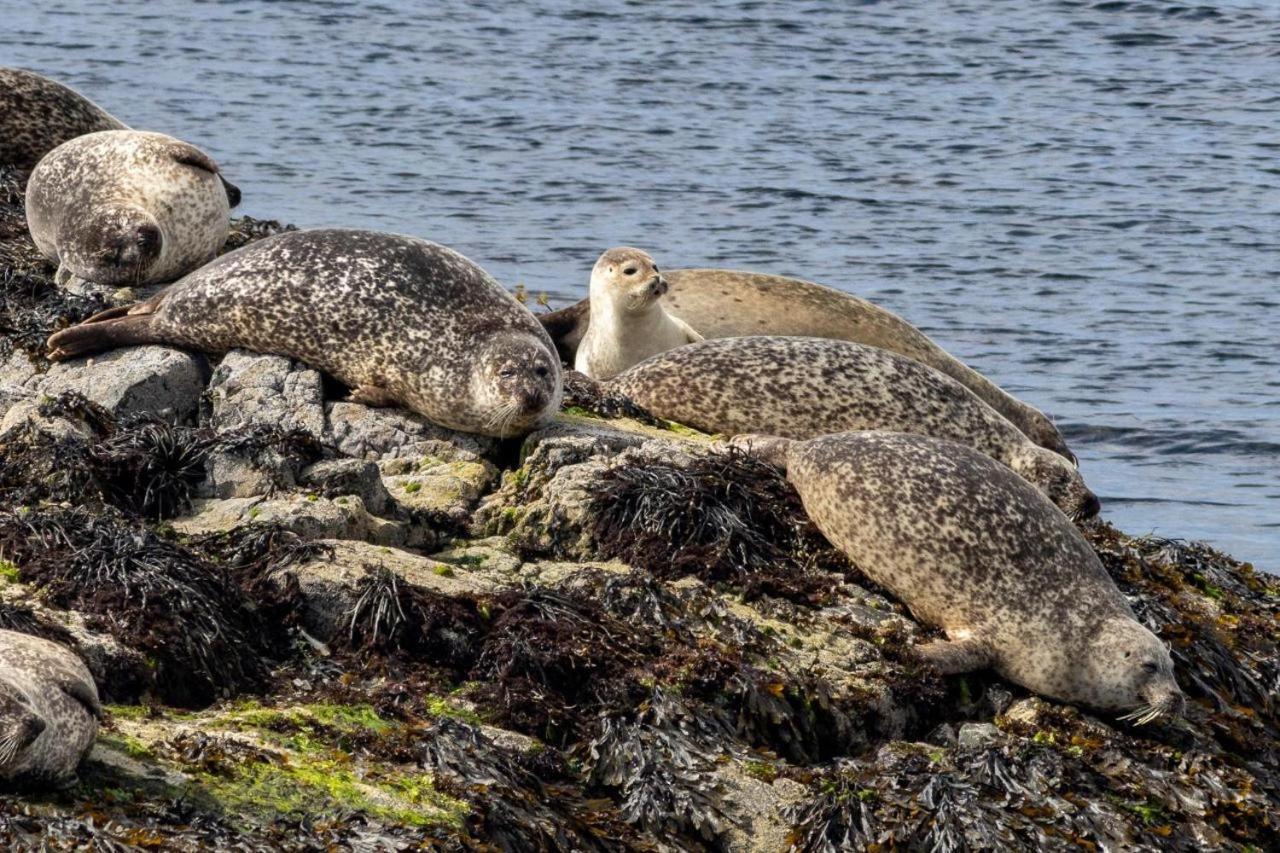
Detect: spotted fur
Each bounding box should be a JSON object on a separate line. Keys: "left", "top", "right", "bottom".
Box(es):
{"left": 770, "top": 431, "right": 1183, "bottom": 719}
{"left": 542, "top": 267, "right": 1073, "bottom": 461}
{"left": 0, "top": 629, "right": 101, "bottom": 787}
{"left": 0, "top": 67, "right": 125, "bottom": 174}
{"left": 26, "top": 130, "right": 235, "bottom": 286}
{"left": 610, "top": 336, "right": 1098, "bottom": 519}
{"left": 47, "top": 229, "right": 563, "bottom": 438}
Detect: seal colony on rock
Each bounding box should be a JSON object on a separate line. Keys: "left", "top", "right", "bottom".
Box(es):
{"left": 540, "top": 266, "right": 1074, "bottom": 461}
{"left": 47, "top": 228, "right": 563, "bottom": 438}
{"left": 0, "top": 66, "right": 125, "bottom": 175}
{"left": 573, "top": 247, "right": 702, "bottom": 379}
{"left": 0, "top": 629, "right": 102, "bottom": 787}
{"left": 26, "top": 130, "right": 241, "bottom": 288}
{"left": 611, "top": 336, "right": 1099, "bottom": 519}
{"left": 734, "top": 431, "right": 1184, "bottom": 721}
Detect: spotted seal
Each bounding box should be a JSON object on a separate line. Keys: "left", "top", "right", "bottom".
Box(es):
{"left": 0, "top": 66, "right": 125, "bottom": 174}
{"left": 540, "top": 267, "right": 1073, "bottom": 461}
{"left": 573, "top": 247, "right": 702, "bottom": 379}
{"left": 735, "top": 431, "right": 1182, "bottom": 721}
{"left": 0, "top": 629, "right": 102, "bottom": 787}
{"left": 610, "top": 336, "right": 1098, "bottom": 519}
{"left": 47, "top": 228, "right": 563, "bottom": 437}
{"left": 26, "top": 130, "right": 241, "bottom": 287}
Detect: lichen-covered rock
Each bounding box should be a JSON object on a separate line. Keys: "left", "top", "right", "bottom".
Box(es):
{"left": 382, "top": 454, "right": 498, "bottom": 527}
{"left": 29, "top": 346, "right": 208, "bottom": 420}
{"left": 173, "top": 494, "right": 432, "bottom": 549}
{"left": 204, "top": 349, "right": 325, "bottom": 438}
{"left": 299, "top": 458, "right": 392, "bottom": 515}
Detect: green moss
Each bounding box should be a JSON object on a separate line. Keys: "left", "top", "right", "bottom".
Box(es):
{"left": 219, "top": 701, "right": 392, "bottom": 736}
{"left": 403, "top": 481, "right": 422, "bottom": 494}
{"left": 199, "top": 751, "right": 467, "bottom": 829}
{"left": 247, "top": 507, "right": 261, "bottom": 520}
{"left": 658, "top": 418, "right": 706, "bottom": 438}
{"left": 423, "top": 696, "right": 484, "bottom": 725}
{"left": 97, "top": 732, "right": 155, "bottom": 760}
{"left": 1115, "top": 796, "right": 1168, "bottom": 827}
{"left": 743, "top": 760, "right": 779, "bottom": 782}
{"left": 0, "top": 558, "right": 19, "bottom": 583}
{"left": 561, "top": 406, "right": 600, "bottom": 420}
{"left": 432, "top": 563, "right": 454, "bottom": 577}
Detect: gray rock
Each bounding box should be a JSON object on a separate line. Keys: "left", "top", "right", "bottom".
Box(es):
{"left": 325, "top": 400, "right": 497, "bottom": 464}
{"left": 958, "top": 722, "right": 1003, "bottom": 749}
{"left": 172, "top": 494, "right": 435, "bottom": 550}
{"left": 205, "top": 350, "right": 325, "bottom": 437}
{"left": 30, "top": 346, "right": 207, "bottom": 421}
{"left": 300, "top": 459, "right": 392, "bottom": 516}
{"left": 198, "top": 451, "right": 295, "bottom": 500}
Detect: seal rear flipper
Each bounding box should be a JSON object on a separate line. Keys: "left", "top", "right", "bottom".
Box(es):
{"left": 538, "top": 299, "right": 590, "bottom": 364}
{"left": 219, "top": 174, "right": 242, "bottom": 208}
{"left": 913, "top": 636, "right": 995, "bottom": 675}
{"left": 47, "top": 312, "right": 162, "bottom": 361}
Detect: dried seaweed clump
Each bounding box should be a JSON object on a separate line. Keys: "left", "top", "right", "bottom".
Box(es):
{"left": 1087, "top": 523, "right": 1280, "bottom": 758}
{"left": 560, "top": 369, "right": 663, "bottom": 425}
{"left": 0, "top": 505, "right": 270, "bottom": 706}
{"left": 93, "top": 414, "right": 210, "bottom": 518}
{"left": 588, "top": 448, "right": 851, "bottom": 604}
{"left": 0, "top": 420, "right": 99, "bottom": 506}
{"left": 220, "top": 215, "right": 298, "bottom": 255}
{"left": 422, "top": 717, "right": 640, "bottom": 852}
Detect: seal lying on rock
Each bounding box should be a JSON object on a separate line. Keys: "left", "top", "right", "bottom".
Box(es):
{"left": 611, "top": 336, "right": 1098, "bottom": 519}
{"left": 27, "top": 130, "right": 241, "bottom": 288}
{"left": 0, "top": 629, "right": 102, "bottom": 787}
{"left": 574, "top": 247, "right": 702, "bottom": 379}
{"left": 0, "top": 66, "right": 125, "bottom": 174}
{"left": 734, "top": 431, "right": 1183, "bottom": 722}
{"left": 47, "top": 228, "right": 563, "bottom": 438}
{"left": 540, "top": 267, "right": 1073, "bottom": 461}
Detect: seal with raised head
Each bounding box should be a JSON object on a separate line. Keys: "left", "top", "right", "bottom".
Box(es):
{"left": 0, "top": 629, "right": 102, "bottom": 787}
{"left": 733, "top": 431, "right": 1183, "bottom": 722}
{"left": 47, "top": 228, "right": 563, "bottom": 438}
{"left": 573, "top": 247, "right": 702, "bottom": 379}
{"left": 0, "top": 66, "right": 125, "bottom": 174}
{"left": 610, "top": 336, "right": 1098, "bottom": 519}
{"left": 26, "top": 129, "right": 241, "bottom": 287}
{"left": 540, "top": 267, "right": 1073, "bottom": 461}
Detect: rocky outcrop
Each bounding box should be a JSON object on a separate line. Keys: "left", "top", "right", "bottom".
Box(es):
{"left": 1, "top": 192, "right": 1276, "bottom": 851}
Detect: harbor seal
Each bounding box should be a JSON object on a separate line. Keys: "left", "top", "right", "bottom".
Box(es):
{"left": 735, "top": 431, "right": 1182, "bottom": 721}
{"left": 0, "top": 629, "right": 102, "bottom": 787}
{"left": 0, "top": 66, "right": 125, "bottom": 174}
{"left": 610, "top": 336, "right": 1098, "bottom": 519}
{"left": 573, "top": 247, "right": 702, "bottom": 379}
{"left": 26, "top": 129, "right": 241, "bottom": 287}
{"left": 46, "top": 228, "right": 563, "bottom": 438}
{"left": 540, "top": 267, "right": 1073, "bottom": 461}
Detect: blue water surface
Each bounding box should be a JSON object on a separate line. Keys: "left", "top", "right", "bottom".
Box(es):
{"left": 3, "top": 0, "right": 1276, "bottom": 568}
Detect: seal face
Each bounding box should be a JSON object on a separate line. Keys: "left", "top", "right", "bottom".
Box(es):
{"left": 766, "top": 431, "right": 1182, "bottom": 720}
{"left": 47, "top": 228, "right": 563, "bottom": 438}
{"left": 541, "top": 267, "right": 1074, "bottom": 461}
{"left": 0, "top": 629, "right": 101, "bottom": 787}
{"left": 26, "top": 130, "right": 237, "bottom": 287}
{"left": 573, "top": 247, "right": 702, "bottom": 379}
{"left": 0, "top": 67, "right": 125, "bottom": 174}
{"left": 611, "top": 336, "right": 1098, "bottom": 519}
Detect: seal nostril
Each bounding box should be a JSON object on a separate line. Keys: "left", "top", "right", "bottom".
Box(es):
{"left": 1082, "top": 492, "right": 1102, "bottom": 519}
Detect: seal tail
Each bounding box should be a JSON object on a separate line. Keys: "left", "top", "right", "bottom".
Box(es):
{"left": 47, "top": 302, "right": 163, "bottom": 361}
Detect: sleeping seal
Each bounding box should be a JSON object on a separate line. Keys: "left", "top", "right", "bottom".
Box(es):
{"left": 573, "top": 247, "right": 702, "bottom": 379}
{"left": 540, "top": 267, "right": 1073, "bottom": 461}
{"left": 26, "top": 129, "right": 241, "bottom": 287}
{"left": 735, "top": 431, "right": 1183, "bottom": 722}
{"left": 47, "top": 228, "right": 563, "bottom": 438}
{"left": 0, "top": 66, "right": 125, "bottom": 174}
{"left": 611, "top": 336, "right": 1098, "bottom": 519}
{"left": 0, "top": 629, "right": 102, "bottom": 787}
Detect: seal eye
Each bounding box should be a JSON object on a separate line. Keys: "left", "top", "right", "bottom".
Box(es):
{"left": 623, "top": 266, "right": 638, "bottom": 276}
{"left": 497, "top": 366, "right": 517, "bottom": 378}
{"left": 1141, "top": 662, "right": 1158, "bottom": 675}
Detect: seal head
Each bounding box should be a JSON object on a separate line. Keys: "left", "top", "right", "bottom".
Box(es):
{"left": 593, "top": 247, "right": 667, "bottom": 312}
{"left": 468, "top": 331, "right": 562, "bottom": 436}
{"left": 59, "top": 203, "right": 163, "bottom": 286}
{"left": 1085, "top": 618, "right": 1184, "bottom": 723}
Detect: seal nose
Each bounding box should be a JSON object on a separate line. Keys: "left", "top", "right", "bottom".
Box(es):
{"left": 518, "top": 388, "right": 547, "bottom": 413}
{"left": 1079, "top": 491, "right": 1102, "bottom": 520}
{"left": 649, "top": 275, "right": 668, "bottom": 297}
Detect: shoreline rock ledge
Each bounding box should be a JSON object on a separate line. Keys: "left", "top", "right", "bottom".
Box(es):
{"left": 0, "top": 173, "right": 1276, "bottom": 851}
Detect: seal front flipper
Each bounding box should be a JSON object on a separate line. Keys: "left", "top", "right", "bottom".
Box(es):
{"left": 349, "top": 384, "right": 398, "bottom": 408}
{"left": 724, "top": 433, "right": 797, "bottom": 470}
{"left": 913, "top": 636, "right": 995, "bottom": 675}
{"left": 54, "top": 674, "right": 103, "bottom": 720}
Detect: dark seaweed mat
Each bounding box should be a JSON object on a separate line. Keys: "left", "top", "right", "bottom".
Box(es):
{"left": 588, "top": 448, "right": 854, "bottom": 605}
{"left": 0, "top": 505, "right": 271, "bottom": 707}
{"left": 560, "top": 369, "right": 664, "bottom": 425}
